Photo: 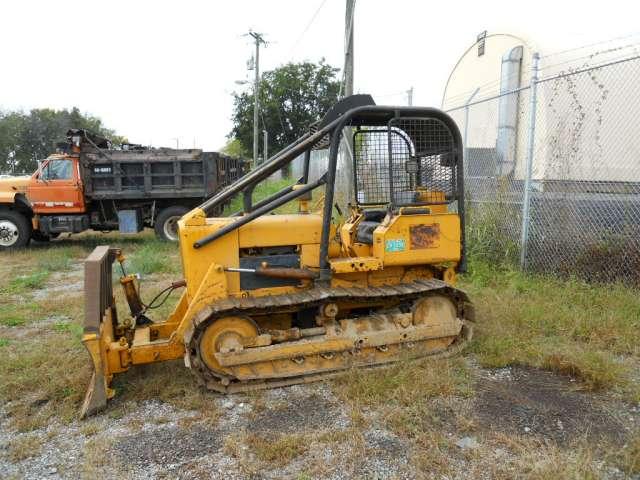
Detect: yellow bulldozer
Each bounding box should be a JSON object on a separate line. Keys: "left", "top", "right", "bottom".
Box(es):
{"left": 80, "top": 95, "right": 474, "bottom": 417}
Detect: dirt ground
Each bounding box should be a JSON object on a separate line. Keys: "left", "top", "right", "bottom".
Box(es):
{"left": 0, "top": 234, "right": 639, "bottom": 479}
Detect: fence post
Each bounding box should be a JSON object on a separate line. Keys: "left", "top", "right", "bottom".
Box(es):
{"left": 519, "top": 52, "right": 540, "bottom": 270}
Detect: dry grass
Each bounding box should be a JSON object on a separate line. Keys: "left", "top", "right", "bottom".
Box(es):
{"left": 6, "top": 434, "right": 43, "bottom": 462}
{"left": 0, "top": 230, "right": 183, "bottom": 431}
{"left": 333, "top": 357, "right": 472, "bottom": 441}
{"left": 334, "top": 357, "right": 472, "bottom": 408}
{"left": 246, "top": 433, "right": 309, "bottom": 465}
{"left": 616, "top": 432, "right": 640, "bottom": 475}
{"left": 461, "top": 260, "right": 640, "bottom": 399}
{"left": 81, "top": 435, "right": 115, "bottom": 478}
{"left": 79, "top": 421, "right": 101, "bottom": 437}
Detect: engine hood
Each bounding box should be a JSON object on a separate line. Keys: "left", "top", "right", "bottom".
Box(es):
{"left": 0, "top": 175, "right": 30, "bottom": 194}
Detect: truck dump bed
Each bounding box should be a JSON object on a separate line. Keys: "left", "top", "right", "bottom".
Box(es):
{"left": 80, "top": 146, "right": 245, "bottom": 201}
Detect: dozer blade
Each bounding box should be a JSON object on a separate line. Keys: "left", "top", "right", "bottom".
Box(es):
{"left": 80, "top": 336, "right": 109, "bottom": 419}
{"left": 80, "top": 246, "right": 119, "bottom": 418}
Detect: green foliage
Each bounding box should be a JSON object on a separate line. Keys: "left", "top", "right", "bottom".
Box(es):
{"left": 220, "top": 138, "right": 249, "bottom": 158}
{"left": 37, "top": 246, "right": 77, "bottom": 271}
{"left": 230, "top": 60, "right": 340, "bottom": 173}
{"left": 53, "top": 321, "right": 83, "bottom": 340}
{"left": 465, "top": 179, "right": 520, "bottom": 266}
{"left": 222, "top": 178, "right": 293, "bottom": 215}
{"left": 129, "top": 241, "right": 178, "bottom": 275}
{"left": 2, "top": 271, "right": 50, "bottom": 294}
{"left": 0, "top": 107, "right": 125, "bottom": 174}
{"left": 1, "top": 315, "right": 25, "bottom": 327}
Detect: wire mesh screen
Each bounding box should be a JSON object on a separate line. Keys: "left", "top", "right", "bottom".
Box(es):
{"left": 353, "top": 128, "right": 392, "bottom": 205}
{"left": 353, "top": 119, "right": 457, "bottom": 207}
{"left": 447, "top": 50, "right": 640, "bottom": 284}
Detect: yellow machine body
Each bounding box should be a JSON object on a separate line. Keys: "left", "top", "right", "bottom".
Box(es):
{"left": 80, "top": 100, "right": 474, "bottom": 418}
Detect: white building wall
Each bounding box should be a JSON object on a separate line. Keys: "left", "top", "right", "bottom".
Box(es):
{"left": 443, "top": 32, "right": 640, "bottom": 185}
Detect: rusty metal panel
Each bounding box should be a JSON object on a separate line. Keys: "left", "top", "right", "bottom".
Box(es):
{"left": 410, "top": 223, "right": 441, "bottom": 249}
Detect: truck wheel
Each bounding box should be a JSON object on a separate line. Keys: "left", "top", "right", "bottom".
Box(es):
{"left": 0, "top": 210, "right": 31, "bottom": 249}
{"left": 155, "top": 206, "right": 189, "bottom": 242}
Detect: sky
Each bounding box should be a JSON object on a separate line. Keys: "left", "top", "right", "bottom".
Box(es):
{"left": 1, "top": 0, "right": 638, "bottom": 151}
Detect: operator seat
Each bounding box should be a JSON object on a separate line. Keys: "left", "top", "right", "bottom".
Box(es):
{"left": 356, "top": 209, "right": 387, "bottom": 245}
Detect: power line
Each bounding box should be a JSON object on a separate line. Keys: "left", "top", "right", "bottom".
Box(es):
{"left": 541, "top": 30, "right": 640, "bottom": 59}
{"left": 289, "top": 0, "right": 328, "bottom": 57}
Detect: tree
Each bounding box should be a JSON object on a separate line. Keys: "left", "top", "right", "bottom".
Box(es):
{"left": 229, "top": 60, "right": 340, "bottom": 175}
{"left": 0, "top": 107, "right": 126, "bottom": 174}
{"left": 220, "top": 138, "right": 248, "bottom": 158}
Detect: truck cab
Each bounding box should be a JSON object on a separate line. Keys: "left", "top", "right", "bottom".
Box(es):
{"left": 0, "top": 149, "right": 87, "bottom": 248}
{"left": 29, "top": 153, "right": 86, "bottom": 214}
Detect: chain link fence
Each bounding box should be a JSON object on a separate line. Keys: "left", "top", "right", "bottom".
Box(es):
{"left": 448, "top": 51, "right": 640, "bottom": 284}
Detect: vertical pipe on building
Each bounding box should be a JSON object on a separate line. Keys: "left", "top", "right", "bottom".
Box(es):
{"left": 462, "top": 88, "right": 480, "bottom": 181}
{"left": 519, "top": 52, "right": 540, "bottom": 270}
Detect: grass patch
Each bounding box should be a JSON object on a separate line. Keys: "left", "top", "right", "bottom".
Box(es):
{"left": 7, "top": 434, "right": 42, "bottom": 462}
{"left": 82, "top": 436, "right": 115, "bottom": 476}
{"left": 110, "top": 360, "right": 219, "bottom": 420}
{"left": 52, "top": 320, "right": 84, "bottom": 340}
{"left": 0, "top": 246, "right": 81, "bottom": 295}
{"left": 128, "top": 241, "right": 178, "bottom": 275}
{"left": 0, "top": 338, "right": 9, "bottom": 347}
{"left": 334, "top": 358, "right": 472, "bottom": 440}
{"left": 461, "top": 258, "right": 640, "bottom": 397}
{"left": 1, "top": 315, "right": 25, "bottom": 327}
{"left": 223, "top": 178, "right": 292, "bottom": 215}
{"left": 542, "top": 351, "right": 628, "bottom": 391}
{"left": 616, "top": 432, "right": 640, "bottom": 475}
{"left": 36, "top": 246, "right": 78, "bottom": 271}
{"left": 0, "top": 300, "right": 74, "bottom": 329}
{"left": 0, "top": 331, "right": 88, "bottom": 430}
{"left": 2, "top": 271, "right": 50, "bottom": 293}
{"left": 246, "top": 433, "right": 309, "bottom": 465}
{"left": 334, "top": 357, "right": 472, "bottom": 408}
{"left": 222, "top": 177, "right": 325, "bottom": 216}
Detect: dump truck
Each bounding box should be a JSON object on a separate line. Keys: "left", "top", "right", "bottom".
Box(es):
{"left": 80, "top": 95, "right": 475, "bottom": 417}
{"left": 0, "top": 130, "right": 246, "bottom": 248}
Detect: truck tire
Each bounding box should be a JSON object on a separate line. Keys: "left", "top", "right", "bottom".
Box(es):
{"left": 155, "top": 206, "right": 190, "bottom": 242}
{"left": 0, "top": 210, "right": 31, "bottom": 250}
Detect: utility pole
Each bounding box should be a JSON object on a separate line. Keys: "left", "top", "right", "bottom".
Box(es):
{"left": 263, "top": 130, "right": 268, "bottom": 164}
{"left": 248, "top": 31, "right": 266, "bottom": 167}
{"left": 344, "top": 0, "right": 355, "bottom": 97}
{"left": 407, "top": 86, "right": 413, "bottom": 106}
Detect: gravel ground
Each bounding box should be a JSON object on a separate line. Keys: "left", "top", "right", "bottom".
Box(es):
{"left": 1, "top": 364, "right": 638, "bottom": 479}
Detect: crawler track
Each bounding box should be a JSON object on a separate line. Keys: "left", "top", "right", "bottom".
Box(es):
{"left": 187, "top": 279, "right": 474, "bottom": 393}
